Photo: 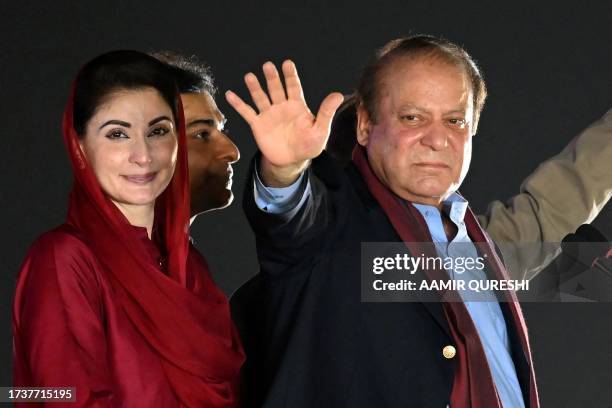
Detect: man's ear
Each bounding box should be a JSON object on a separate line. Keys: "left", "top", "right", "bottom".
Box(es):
{"left": 356, "top": 104, "right": 372, "bottom": 146}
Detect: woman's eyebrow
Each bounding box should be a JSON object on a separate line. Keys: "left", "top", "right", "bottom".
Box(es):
{"left": 99, "top": 119, "right": 131, "bottom": 129}
{"left": 148, "top": 116, "right": 172, "bottom": 126}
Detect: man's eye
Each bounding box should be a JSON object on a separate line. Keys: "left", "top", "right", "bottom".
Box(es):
{"left": 105, "top": 129, "right": 128, "bottom": 139}
{"left": 448, "top": 118, "right": 466, "bottom": 127}
{"left": 149, "top": 127, "right": 170, "bottom": 137}
{"left": 401, "top": 115, "right": 418, "bottom": 121}
{"left": 195, "top": 131, "right": 210, "bottom": 139}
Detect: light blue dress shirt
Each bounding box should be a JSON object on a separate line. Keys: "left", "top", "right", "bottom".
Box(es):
{"left": 254, "top": 173, "right": 525, "bottom": 408}
{"left": 413, "top": 195, "right": 524, "bottom": 408}
{"left": 253, "top": 165, "right": 311, "bottom": 215}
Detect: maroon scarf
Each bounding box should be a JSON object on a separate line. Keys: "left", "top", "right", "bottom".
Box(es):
{"left": 62, "top": 84, "right": 244, "bottom": 407}
{"left": 352, "top": 146, "right": 539, "bottom": 408}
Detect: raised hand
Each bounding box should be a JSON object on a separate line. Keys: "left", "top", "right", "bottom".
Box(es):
{"left": 226, "top": 60, "right": 343, "bottom": 187}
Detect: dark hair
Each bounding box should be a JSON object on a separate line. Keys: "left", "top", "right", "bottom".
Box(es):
{"left": 73, "top": 50, "right": 179, "bottom": 137}
{"left": 357, "top": 35, "right": 487, "bottom": 132}
{"left": 149, "top": 51, "right": 216, "bottom": 96}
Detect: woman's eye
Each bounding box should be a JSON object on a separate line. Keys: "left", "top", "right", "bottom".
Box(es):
{"left": 149, "top": 127, "right": 170, "bottom": 137}
{"left": 105, "top": 129, "right": 128, "bottom": 139}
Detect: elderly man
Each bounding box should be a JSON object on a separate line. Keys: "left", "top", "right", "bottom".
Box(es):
{"left": 226, "top": 35, "right": 611, "bottom": 408}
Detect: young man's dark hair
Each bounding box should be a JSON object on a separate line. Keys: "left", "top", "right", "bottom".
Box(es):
{"left": 150, "top": 50, "right": 217, "bottom": 95}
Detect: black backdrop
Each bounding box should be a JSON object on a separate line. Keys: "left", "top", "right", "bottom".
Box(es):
{"left": 1, "top": 1, "right": 611, "bottom": 406}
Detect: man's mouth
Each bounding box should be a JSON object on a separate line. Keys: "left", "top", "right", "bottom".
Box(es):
{"left": 226, "top": 166, "right": 234, "bottom": 189}
{"left": 414, "top": 162, "right": 449, "bottom": 169}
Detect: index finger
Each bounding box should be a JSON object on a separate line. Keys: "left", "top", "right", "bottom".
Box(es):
{"left": 225, "top": 90, "right": 257, "bottom": 125}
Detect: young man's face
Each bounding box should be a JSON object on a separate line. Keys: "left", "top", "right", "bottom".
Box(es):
{"left": 182, "top": 91, "right": 239, "bottom": 216}
{"left": 357, "top": 57, "right": 474, "bottom": 208}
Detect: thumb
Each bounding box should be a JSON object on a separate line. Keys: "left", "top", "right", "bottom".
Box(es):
{"left": 314, "top": 92, "right": 344, "bottom": 135}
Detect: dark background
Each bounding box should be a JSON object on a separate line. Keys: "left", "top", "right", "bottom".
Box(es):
{"left": 1, "top": 1, "right": 611, "bottom": 406}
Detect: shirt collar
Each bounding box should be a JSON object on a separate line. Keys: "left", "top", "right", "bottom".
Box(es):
{"left": 442, "top": 192, "right": 468, "bottom": 225}
{"left": 411, "top": 193, "right": 471, "bottom": 246}
{"left": 412, "top": 192, "right": 468, "bottom": 223}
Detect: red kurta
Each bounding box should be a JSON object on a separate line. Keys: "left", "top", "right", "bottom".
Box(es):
{"left": 13, "top": 55, "right": 244, "bottom": 407}
{"left": 13, "top": 224, "right": 225, "bottom": 407}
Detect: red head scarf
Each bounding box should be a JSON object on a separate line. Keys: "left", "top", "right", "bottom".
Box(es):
{"left": 62, "top": 74, "right": 244, "bottom": 407}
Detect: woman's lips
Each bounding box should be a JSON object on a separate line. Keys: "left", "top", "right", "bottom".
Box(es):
{"left": 122, "top": 172, "right": 157, "bottom": 184}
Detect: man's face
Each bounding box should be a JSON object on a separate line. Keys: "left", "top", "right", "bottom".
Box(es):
{"left": 182, "top": 92, "right": 239, "bottom": 216}
{"left": 357, "top": 58, "right": 474, "bottom": 207}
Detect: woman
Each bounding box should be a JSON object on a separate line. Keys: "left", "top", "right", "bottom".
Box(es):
{"left": 12, "top": 51, "right": 244, "bottom": 407}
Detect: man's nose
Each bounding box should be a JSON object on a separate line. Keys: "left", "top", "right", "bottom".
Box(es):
{"left": 129, "top": 136, "right": 153, "bottom": 165}
{"left": 221, "top": 132, "right": 240, "bottom": 164}
{"left": 420, "top": 123, "right": 449, "bottom": 151}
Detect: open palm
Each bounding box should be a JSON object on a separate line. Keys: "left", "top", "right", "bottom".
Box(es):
{"left": 226, "top": 60, "right": 343, "bottom": 168}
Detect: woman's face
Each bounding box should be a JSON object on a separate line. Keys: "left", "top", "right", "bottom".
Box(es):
{"left": 79, "top": 87, "right": 178, "bottom": 210}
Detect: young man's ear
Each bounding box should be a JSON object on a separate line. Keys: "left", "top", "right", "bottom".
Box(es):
{"left": 356, "top": 103, "right": 372, "bottom": 146}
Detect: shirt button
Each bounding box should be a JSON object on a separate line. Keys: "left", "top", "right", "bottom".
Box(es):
{"left": 443, "top": 345, "right": 456, "bottom": 359}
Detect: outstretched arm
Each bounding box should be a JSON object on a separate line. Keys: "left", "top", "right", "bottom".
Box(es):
{"left": 479, "top": 108, "right": 612, "bottom": 279}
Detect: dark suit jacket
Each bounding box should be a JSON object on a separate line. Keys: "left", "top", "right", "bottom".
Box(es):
{"left": 232, "top": 152, "right": 532, "bottom": 408}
